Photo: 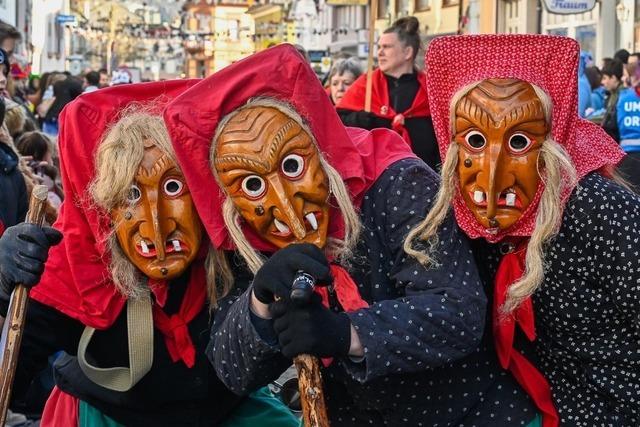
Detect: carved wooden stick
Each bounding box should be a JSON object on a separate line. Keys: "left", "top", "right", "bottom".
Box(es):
{"left": 0, "top": 185, "right": 49, "bottom": 426}
{"left": 294, "top": 353, "right": 330, "bottom": 427}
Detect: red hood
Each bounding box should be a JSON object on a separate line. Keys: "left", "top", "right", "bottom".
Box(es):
{"left": 425, "top": 34, "right": 624, "bottom": 242}
{"left": 164, "top": 44, "right": 415, "bottom": 252}
{"left": 30, "top": 80, "right": 200, "bottom": 329}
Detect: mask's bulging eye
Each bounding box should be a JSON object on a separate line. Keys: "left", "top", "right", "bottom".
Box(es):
{"left": 128, "top": 185, "right": 142, "bottom": 203}
{"left": 163, "top": 178, "right": 184, "bottom": 197}
{"left": 241, "top": 175, "right": 266, "bottom": 198}
{"left": 281, "top": 154, "right": 305, "bottom": 179}
{"left": 464, "top": 131, "right": 486, "bottom": 150}
{"left": 508, "top": 133, "right": 533, "bottom": 153}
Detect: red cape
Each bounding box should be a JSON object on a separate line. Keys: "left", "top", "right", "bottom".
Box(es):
{"left": 164, "top": 44, "right": 416, "bottom": 252}
{"left": 30, "top": 80, "right": 200, "bottom": 330}
{"left": 337, "top": 68, "right": 430, "bottom": 147}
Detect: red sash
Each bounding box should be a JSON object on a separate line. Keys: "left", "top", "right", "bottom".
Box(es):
{"left": 493, "top": 243, "right": 559, "bottom": 427}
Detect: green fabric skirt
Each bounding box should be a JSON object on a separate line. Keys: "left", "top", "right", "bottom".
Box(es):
{"left": 78, "top": 387, "right": 299, "bottom": 427}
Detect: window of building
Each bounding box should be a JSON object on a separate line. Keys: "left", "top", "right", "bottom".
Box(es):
{"left": 415, "top": 0, "right": 430, "bottom": 11}
{"left": 396, "top": 0, "right": 410, "bottom": 15}
{"left": 377, "top": 0, "right": 389, "bottom": 19}
{"left": 442, "top": 0, "right": 459, "bottom": 6}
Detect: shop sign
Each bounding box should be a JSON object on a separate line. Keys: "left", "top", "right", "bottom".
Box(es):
{"left": 542, "top": 0, "right": 596, "bottom": 14}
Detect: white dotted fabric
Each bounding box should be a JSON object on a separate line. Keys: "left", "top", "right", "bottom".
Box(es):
{"left": 425, "top": 34, "right": 625, "bottom": 242}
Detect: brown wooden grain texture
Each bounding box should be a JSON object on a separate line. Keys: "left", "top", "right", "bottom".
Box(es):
{"left": 295, "top": 353, "right": 330, "bottom": 427}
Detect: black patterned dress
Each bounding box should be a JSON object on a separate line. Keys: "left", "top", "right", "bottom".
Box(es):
{"left": 471, "top": 173, "right": 640, "bottom": 427}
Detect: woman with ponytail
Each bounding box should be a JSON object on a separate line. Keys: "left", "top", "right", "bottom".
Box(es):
{"left": 336, "top": 17, "right": 440, "bottom": 170}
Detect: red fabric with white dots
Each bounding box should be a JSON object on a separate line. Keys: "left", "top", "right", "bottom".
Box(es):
{"left": 425, "top": 34, "right": 625, "bottom": 242}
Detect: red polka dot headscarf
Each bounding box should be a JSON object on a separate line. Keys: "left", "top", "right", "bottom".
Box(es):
{"left": 425, "top": 34, "right": 624, "bottom": 242}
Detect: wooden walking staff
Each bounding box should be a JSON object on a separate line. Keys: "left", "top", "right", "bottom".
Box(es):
{"left": 364, "top": 0, "right": 379, "bottom": 112}
{"left": 0, "top": 185, "right": 49, "bottom": 426}
{"left": 288, "top": 271, "right": 330, "bottom": 427}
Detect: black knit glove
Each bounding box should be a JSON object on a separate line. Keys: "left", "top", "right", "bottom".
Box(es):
{"left": 271, "top": 293, "right": 351, "bottom": 359}
{"left": 0, "top": 223, "right": 62, "bottom": 301}
{"left": 251, "top": 243, "right": 332, "bottom": 304}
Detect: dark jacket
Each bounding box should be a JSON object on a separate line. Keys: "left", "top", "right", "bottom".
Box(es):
{"left": 12, "top": 265, "right": 248, "bottom": 427}
{"left": 337, "top": 73, "right": 440, "bottom": 171}
{"left": 0, "top": 142, "right": 27, "bottom": 231}
{"left": 209, "top": 158, "right": 537, "bottom": 426}
{"left": 471, "top": 173, "right": 640, "bottom": 426}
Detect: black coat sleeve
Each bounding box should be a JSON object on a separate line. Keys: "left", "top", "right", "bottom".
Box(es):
{"left": 12, "top": 298, "right": 84, "bottom": 402}
{"left": 341, "top": 158, "right": 487, "bottom": 383}
{"left": 207, "top": 286, "right": 291, "bottom": 395}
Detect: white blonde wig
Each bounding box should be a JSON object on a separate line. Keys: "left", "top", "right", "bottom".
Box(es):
{"left": 404, "top": 82, "right": 578, "bottom": 314}
{"left": 210, "top": 97, "right": 362, "bottom": 274}
{"left": 89, "top": 104, "right": 233, "bottom": 307}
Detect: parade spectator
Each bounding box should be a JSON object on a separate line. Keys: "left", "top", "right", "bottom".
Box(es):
{"left": 16, "top": 131, "right": 63, "bottom": 209}
{"left": 601, "top": 59, "right": 625, "bottom": 141}
{"left": 585, "top": 65, "right": 606, "bottom": 112}
{"left": 82, "top": 71, "right": 100, "bottom": 93}
{"left": 616, "top": 60, "right": 640, "bottom": 189}
{"left": 42, "top": 76, "right": 82, "bottom": 137}
{"left": 337, "top": 17, "right": 439, "bottom": 170}
{"left": 327, "top": 56, "right": 362, "bottom": 105}
{"left": 614, "top": 48, "right": 630, "bottom": 64}
{"left": 37, "top": 72, "right": 66, "bottom": 132}
{"left": 630, "top": 52, "right": 640, "bottom": 64}
{"left": 4, "top": 99, "right": 25, "bottom": 138}
{"left": 0, "top": 21, "right": 21, "bottom": 59}
{"left": 110, "top": 69, "right": 132, "bottom": 86}
{"left": 98, "top": 68, "right": 109, "bottom": 88}
{"left": 578, "top": 52, "right": 593, "bottom": 117}
{"left": 0, "top": 98, "right": 26, "bottom": 236}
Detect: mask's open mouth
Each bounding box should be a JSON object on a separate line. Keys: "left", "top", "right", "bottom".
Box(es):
{"left": 470, "top": 189, "right": 522, "bottom": 209}
{"left": 136, "top": 238, "right": 188, "bottom": 258}
{"left": 270, "top": 211, "right": 322, "bottom": 238}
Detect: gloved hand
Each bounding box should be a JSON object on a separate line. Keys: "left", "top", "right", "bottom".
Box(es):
{"left": 0, "top": 223, "right": 62, "bottom": 299}
{"left": 251, "top": 243, "right": 332, "bottom": 304}
{"left": 271, "top": 293, "right": 351, "bottom": 359}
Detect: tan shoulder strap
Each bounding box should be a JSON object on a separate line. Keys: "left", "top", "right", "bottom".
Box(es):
{"left": 77, "top": 294, "right": 154, "bottom": 392}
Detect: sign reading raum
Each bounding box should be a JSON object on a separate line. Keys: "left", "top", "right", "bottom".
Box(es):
{"left": 542, "top": 0, "right": 596, "bottom": 14}
{"left": 326, "top": 0, "right": 368, "bottom": 5}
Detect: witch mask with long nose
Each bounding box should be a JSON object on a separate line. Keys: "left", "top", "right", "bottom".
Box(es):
{"left": 213, "top": 105, "right": 331, "bottom": 250}
{"left": 454, "top": 79, "right": 548, "bottom": 234}
{"left": 110, "top": 139, "right": 203, "bottom": 280}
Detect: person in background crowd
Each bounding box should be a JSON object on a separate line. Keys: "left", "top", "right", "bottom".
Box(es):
{"left": 601, "top": 59, "right": 625, "bottom": 141}
{"left": 578, "top": 52, "right": 593, "bottom": 117}
{"left": 629, "top": 52, "right": 640, "bottom": 64}
{"left": 110, "top": 69, "right": 132, "bottom": 86}
{"left": 98, "top": 68, "right": 109, "bottom": 88}
{"left": 42, "top": 76, "right": 82, "bottom": 137}
{"left": 585, "top": 65, "right": 606, "bottom": 113}
{"left": 616, "top": 60, "right": 640, "bottom": 190}
{"left": 82, "top": 71, "right": 100, "bottom": 93}
{"left": 614, "top": 48, "right": 630, "bottom": 65}
{"left": 15, "top": 131, "right": 63, "bottom": 210}
{"left": 37, "top": 73, "right": 65, "bottom": 132}
{"left": 327, "top": 56, "right": 362, "bottom": 105}
{"left": 0, "top": 21, "right": 21, "bottom": 61}
{"left": 4, "top": 99, "right": 25, "bottom": 139}
{"left": 0, "top": 98, "right": 26, "bottom": 236}
{"left": 337, "top": 17, "right": 439, "bottom": 170}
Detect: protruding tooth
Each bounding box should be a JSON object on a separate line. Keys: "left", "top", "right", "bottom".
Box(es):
{"left": 473, "top": 190, "right": 485, "bottom": 204}
{"left": 305, "top": 213, "right": 318, "bottom": 231}
{"left": 505, "top": 193, "right": 516, "bottom": 207}
{"left": 274, "top": 218, "right": 291, "bottom": 234}
{"left": 172, "top": 240, "right": 182, "bottom": 252}
{"left": 141, "top": 240, "right": 149, "bottom": 254}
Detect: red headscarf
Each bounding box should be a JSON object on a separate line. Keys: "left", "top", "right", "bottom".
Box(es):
{"left": 164, "top": 44, "right": 415, "bottom": 253}
{"left": 30, "top": 80, "right": 200, "bottom": 330}
{"left": 337, "top": 68, "right": 430, "bottom": 147}
{"left": 425, "top": 34, "right": 624, "bottom": 243}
